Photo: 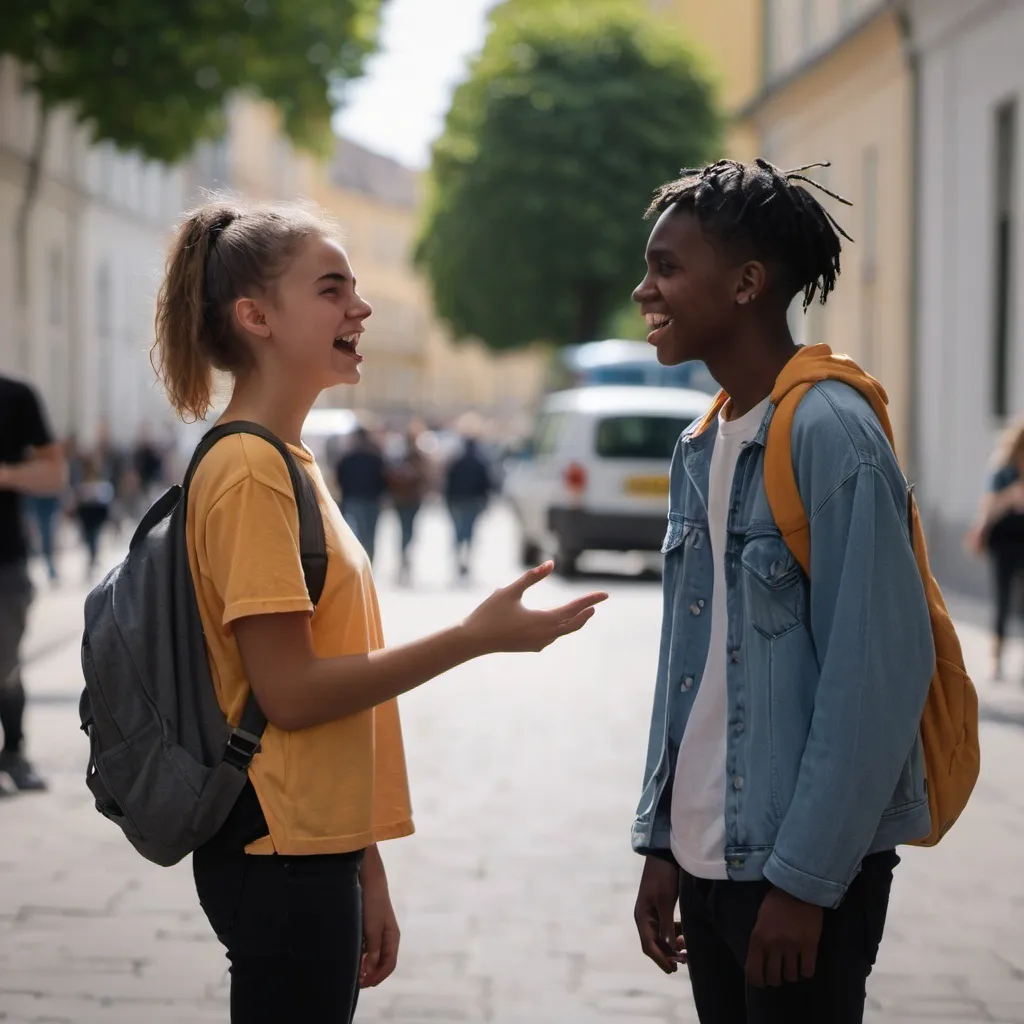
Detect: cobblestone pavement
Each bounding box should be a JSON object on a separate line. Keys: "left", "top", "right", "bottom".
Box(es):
{"left": 1, "top": 504, "right": 1023, "bottom": 1023}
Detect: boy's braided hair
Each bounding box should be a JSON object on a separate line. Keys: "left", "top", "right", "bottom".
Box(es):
{"left": 646, "top": 158, "right": 853, "bottom": 309}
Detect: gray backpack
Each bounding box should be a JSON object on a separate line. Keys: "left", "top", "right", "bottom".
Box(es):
{"left": 79, "top": 422, "right": 326, "bottom": 866}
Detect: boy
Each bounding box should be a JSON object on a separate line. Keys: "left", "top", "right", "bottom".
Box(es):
{"left": 630, "top": 159, "right": 935, "bottom": 1023}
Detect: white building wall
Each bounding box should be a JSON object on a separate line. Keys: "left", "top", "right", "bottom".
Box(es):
{"left": 0, "top": 58, "right": 183, "bottom": 448}
{"left": 910, "top": 0, "right": 1024, "bottom": 594}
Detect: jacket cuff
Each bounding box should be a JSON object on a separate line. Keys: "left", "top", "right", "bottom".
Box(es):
{"left": 763, "top": 851, "right": 848, "bottom": 909}
{"left": 631, "top": 822, "right": 672, "bottom": 857}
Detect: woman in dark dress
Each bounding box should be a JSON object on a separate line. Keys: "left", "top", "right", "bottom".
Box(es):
{"left": 968, "top": 419, "right": 1024, "bottom": 679}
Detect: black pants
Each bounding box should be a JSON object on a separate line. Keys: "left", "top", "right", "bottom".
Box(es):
{"left": 678, "top": 851, "right": 898, "bottom": 1024}
{"left": 193, "top": 799, "right": 365, "bottom": 1024}
{"left": 0, "top": 563, "right": 32, "bottom": 755}
{"left": 992, "top": 547, "right": 1024, "bottom": 641}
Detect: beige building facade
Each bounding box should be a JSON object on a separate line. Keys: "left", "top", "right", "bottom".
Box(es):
{"left": 742, "top": 0, "right": 914, "bottom": 454}
{"left": 653, "top": 0, "right": 763, "bottom": 161}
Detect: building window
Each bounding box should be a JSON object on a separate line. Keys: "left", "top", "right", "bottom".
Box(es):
{"left": 801, "top": 0, "right": 814, "bottom": 54}
{"left": 861, "top": 147, "right": 879, "bottom": 281}
{"left": 993, "top": 99, "right": 1018, "bottom": 419}
{"left": 48, "top": 247, "right": 64, "bottom": 327}
{"left": 762, "top": 0, "right": 777, "bottom": 82}
{"left": 860, "top": 147, "right": 879, "bottom": 369}
{"left": 97, "top": 261, "right": 113, "bottom": 339}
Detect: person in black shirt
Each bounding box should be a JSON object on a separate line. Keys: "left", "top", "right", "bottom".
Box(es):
{"left": 335, "top": 427, "right": 388, "bottom": 565}
{"left": 0, "top": 376, "right": 66, "bottom": 794}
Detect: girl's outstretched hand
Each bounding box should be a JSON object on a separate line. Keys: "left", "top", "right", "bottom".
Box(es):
{"left": 462, "top": 561, "right": 608, "bottom": 655}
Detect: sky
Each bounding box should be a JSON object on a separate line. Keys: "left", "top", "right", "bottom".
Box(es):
{"left": 334, "top": 0, "right": 500, "bottom": 170}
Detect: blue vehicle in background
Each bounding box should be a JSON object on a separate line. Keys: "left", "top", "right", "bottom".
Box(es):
{"left": 547, "top": 339, "right": 717, "bottom": 395}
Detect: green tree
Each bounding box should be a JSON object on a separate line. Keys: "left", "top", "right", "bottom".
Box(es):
{"left": 1, "top": 0, "right": 385, "bottom": 365}
{"left": 416, "top": 0, "right": 720, "bottom": 352}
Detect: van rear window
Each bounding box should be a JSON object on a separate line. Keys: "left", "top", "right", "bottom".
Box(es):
{"left": 595, "top": 415, "right": 694, "bottom": 460}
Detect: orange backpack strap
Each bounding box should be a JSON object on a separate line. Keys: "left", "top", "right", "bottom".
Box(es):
{"left": 763, "top": 384, "right": 815, "bottom": 576}
{"left": 691, "top": 390, "right": 729, "bottom": 438}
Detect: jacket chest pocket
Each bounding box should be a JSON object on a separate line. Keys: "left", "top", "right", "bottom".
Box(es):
{"left": 740, "top": 533, "right": 805, "bottom": 639}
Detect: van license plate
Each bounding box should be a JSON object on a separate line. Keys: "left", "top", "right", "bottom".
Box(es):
{"left": 624, "top": 475, "right": 669, "bottom": 497}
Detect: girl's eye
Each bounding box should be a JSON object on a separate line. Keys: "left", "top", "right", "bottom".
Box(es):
{"left": 658, "top": 261, "right": 675, "bottom": 275}
{"left": 321, "top": 287, "right": 339, "bottom": 297}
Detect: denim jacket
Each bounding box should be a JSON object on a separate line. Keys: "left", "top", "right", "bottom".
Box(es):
{"left": 632, "top": 380, "right": 935, "bottom": 909}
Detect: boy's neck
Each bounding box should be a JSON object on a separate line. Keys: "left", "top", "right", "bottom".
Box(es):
{"left": 706, "top": 319, "right": 799, "bottom": 419}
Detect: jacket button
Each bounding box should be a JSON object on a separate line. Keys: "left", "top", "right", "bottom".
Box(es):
{"left": 733, "top": 776, "right": 744, "bottom": 790}
{"left": 770, "top": 561, "right": 782, "bottom": 577}
{"left": 730, "top": 651, "right": 741, "bottom": 664}
{"left": 682, "top": 676, "right": 694, "bottom": 691}
{"left": 689, "top": 602, "right": 702, "bottom": 616}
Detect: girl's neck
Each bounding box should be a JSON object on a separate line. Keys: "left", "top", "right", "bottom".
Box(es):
{"left": 221, "top": 375, "right": 317, "bottom": 448}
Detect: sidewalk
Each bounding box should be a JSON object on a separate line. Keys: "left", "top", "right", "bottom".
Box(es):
{"left": 3, "top": 523, "right": 1024, "bottom": 1023}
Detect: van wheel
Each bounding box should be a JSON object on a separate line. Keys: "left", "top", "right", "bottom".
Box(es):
{"left": 521, "top": 539, "right": 542, "bottom": 567}
{"left": 554, "top": 541, "right": 580, "bottom": 577}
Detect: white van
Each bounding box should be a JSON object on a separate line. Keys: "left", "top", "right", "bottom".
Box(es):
{"left": 504, "top": 386, "right": 713, "bottom": 574}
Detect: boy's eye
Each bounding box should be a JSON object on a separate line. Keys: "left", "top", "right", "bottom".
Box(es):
{"left": 321, "top": 287, "right": 339, "bottom": 296}
{"left": 657, "top": 261, "right": 675, "bottom": 275}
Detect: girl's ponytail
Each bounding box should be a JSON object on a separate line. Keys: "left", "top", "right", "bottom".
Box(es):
{"left": 153, "top": 204, "right": 243, "bottom": 422}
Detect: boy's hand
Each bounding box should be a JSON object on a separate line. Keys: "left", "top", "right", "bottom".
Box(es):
{"left": 745, "top": 886, "right": 823, "bottom": 987}
{"left": 634, "top": 855, "right": 685, "bottom": 974}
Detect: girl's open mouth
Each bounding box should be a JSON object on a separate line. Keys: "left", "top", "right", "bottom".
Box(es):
{"left": 333, "top": 334, "right": 363, "bottom": 362}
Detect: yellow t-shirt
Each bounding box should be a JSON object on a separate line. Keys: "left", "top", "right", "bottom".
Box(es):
{"left": 186, "top": 432, "right": 414, "bottom": 855}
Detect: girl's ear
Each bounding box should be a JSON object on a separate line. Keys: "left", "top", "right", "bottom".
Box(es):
{"left": 234, "top": 297, "right": 270, "bottom": 339}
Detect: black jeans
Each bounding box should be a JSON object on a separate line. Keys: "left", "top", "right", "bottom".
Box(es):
{"left": 678, "top": 851, "right": 899, "bottom": 1024}
{"left": 193, "top": 790, "right": 365, "bottom": 1024}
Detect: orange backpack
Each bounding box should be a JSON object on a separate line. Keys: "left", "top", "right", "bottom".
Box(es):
{"left": 698, "top": 346, "right": 980, "bottom": 846}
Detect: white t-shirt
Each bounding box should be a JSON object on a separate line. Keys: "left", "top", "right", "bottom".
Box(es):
{"left": 670, "top": 396, "right": 770, "bottom": 879}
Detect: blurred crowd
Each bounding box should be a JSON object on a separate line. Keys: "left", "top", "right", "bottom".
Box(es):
{"left": 21, "top": 415, "right": 511, "bottom": 589}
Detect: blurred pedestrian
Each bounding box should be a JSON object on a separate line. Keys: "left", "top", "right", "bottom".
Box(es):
{"left": 966, "top": 418, "right": 1024, "bottom": 679}
{"left": 25, "top": 493, "right": 61, "bottom": 583}
{"left": 630, "top": 160, "right": 941, "bottom": 1020}
{"left": 147, "top": 198, "right": 605, "bottom": 1021}
{"left": 133, "top": 427, "right": 167, "bottom": 508}
{"left": 445, "top": 436, "right": 494, "bottom": 581}
{"left": 0, "top": 374, "right": 66, "bottom": 794}
{"left": 335, "top": 427, "right": 388, "bottom": 564}
{"left": 387, "top": 428, "right": 430, "bottom": 586}
{"left": 72, "top": 456, "right": 115, "bottom": 578}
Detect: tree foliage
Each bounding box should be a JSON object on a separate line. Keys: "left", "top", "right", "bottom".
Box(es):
{"left": 416, "top": 0, "right": 720, "bottom": 351}
{"left": 0, "top": 0, "right": 386, "bottom": 162}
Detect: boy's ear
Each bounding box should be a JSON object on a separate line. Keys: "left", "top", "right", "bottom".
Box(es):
{"left": 736, "top": 261, "right": 768, "bottom": 306}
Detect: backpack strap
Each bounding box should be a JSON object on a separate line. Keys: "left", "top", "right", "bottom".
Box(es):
{"left": 763, "top": 381, "right": 903, "bottom": 578}
{"left": 183, "top": 421, "right": 328, "bottom": 769}
{"left": 763, "top": 384, "right": 816, "bottom": 577}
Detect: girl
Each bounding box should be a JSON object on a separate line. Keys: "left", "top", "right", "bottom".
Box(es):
{"left": 967, "top": 417, "right": 1024, "bottom": 679}
{"left": 151, "top": 201, "right": 606, "bottom": 1023}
